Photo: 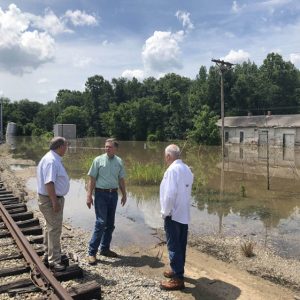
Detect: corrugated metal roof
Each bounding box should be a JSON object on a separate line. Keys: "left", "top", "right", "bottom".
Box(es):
{"left": 217, "top": 114, "right": 300, "bottom": 128}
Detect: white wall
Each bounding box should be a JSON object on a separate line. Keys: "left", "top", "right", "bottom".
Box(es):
{"left": 225, "top": 127, "right": 297, "bottom": 147}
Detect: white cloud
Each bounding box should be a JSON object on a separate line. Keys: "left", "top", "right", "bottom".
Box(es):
{"left": 102, "top": 40, "right": 113, "bottom": 46}
{"left": 260, "top": 0, "right": 292, "bottom": 7}
{"left": 64, "top": 10, "right": 97, "bottom": 26}
{"left": 121, "top": 12, "right": 191, "bottom": 77}
{"left": 142, "top": 31, "right": 184, "bottom": 73}
{"left": 21, "top": 31, "right": 55, "bottom": 61}
{"left": 222, "top": 49, "right": 250, "bottom": 64}
{"left": 73, "top": 57, "right": 92, "bottom": 68}
{"left": 27, "top": 9, "right": 71, "bottom": 35}
{"left": 231, "top": 0, "right": 292, "bottom": 15}
{"left": 0, "top": 4, "right": 30, "bottom": 47}
{"left": 38, "top": 78, "right": 49, "bottom": 84}
{"left": 0, "top": 5, "right": 55, "bottom": 75}
{"left": 0, "top": 4, "right": 98, "bottom": 75}
{"left": 175, "top": 10, "right": 194, "bottom": 30}
{"left": 121, "top": 69, "right": 145, "bottom": 81}
{"left": 232, "top": 1, "right": 238, "bottom": 13}
{"left": 290, "top": 53, "right": 300, "bottom": 65}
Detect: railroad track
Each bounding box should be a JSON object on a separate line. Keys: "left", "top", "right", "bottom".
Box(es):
{"left": 0, "top": 180, "right": 101, "bottom": 299}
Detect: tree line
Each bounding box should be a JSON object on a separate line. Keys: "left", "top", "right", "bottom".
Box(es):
{"left": 2, "top": 53, "right": 300, "bottom": 144}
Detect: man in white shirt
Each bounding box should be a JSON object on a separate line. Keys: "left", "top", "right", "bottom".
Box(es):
{"left": 37, "top": 137, "right": 70, "bottom": 272}
{"left": 159, "top": 144, "right": 194, "bottom": 290}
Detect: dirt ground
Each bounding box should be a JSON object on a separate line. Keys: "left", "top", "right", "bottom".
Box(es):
{"left": 0, "top": 144, "right": 299, "bottom": 300}
{"left": 117, "top": 243, "right": 296, "bottom": 300}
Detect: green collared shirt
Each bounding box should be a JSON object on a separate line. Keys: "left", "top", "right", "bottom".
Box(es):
{"left": 88, "top": 153, "right": 125, "bottom": 189}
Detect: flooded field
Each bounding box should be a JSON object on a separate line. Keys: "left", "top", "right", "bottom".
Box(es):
{"left": 7, "top": 136, "right": 300, "bottom": 260}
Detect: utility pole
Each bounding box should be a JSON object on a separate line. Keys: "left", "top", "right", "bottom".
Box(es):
{"left": 212, "top": 59, "right": 234, "bottom": 161}
{"left": 212, "top": 59, "right": 234, "bottom": 200}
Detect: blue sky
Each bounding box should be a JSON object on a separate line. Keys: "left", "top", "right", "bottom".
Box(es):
{"left": 0, "top": 0, "right": 300, "bottom": 103}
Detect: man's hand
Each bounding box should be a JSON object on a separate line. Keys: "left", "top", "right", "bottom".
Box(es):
{"left": 121, "top": 195, "right": 127, "bottom": 207}
{"left": 86, "top": 195, "right": 94, "bottom": 209}
{"left": 52, "top": 199, "right": 61, "bottom": 213}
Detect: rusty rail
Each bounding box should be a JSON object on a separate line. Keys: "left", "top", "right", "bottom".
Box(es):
{"left": 0, "top": 201, "right": 73, "bottom": 300}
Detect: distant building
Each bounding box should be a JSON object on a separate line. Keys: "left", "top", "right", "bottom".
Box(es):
{"left": 54, "top": 124, "right": 76, "bottom": 140}
{"left": 217, "top": 113, "right": 300, "bottom": 147}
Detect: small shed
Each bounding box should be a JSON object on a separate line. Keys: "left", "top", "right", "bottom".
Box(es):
{"left": 53, "top": 124, "right": 76, "bottom": 140}
{"left": 217, "top": 114, "right": 300, "bottom": 147}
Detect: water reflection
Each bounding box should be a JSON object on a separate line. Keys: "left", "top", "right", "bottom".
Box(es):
{"left": 8, "top": 137, "right": 300, "bottom": 259}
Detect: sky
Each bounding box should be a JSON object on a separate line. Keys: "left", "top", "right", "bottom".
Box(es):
{"left": 0, "top": 0, "right": 300, "bottom": 103}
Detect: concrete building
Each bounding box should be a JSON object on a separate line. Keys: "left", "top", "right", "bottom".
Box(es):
{"left": 53, "top": 124, "right": 76, "bottom": 140}
{"left": 217, "top": 114, "right": 300, "bottom": 147}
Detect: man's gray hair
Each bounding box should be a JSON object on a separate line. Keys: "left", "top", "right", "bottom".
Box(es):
{"left": 105, "top": 138, "right": 119, "bottom": 148}
{"left": 50, "top": 137, "right": 67, "bottom": 150}
{"left": 165, "top": 144, "right": 180, "bottom": 159}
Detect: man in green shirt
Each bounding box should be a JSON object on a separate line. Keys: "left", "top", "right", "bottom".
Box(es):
{"left": 86, "top": 138, "right": 127, "bottom": 264}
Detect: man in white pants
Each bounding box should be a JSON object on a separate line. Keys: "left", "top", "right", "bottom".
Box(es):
{"left": 37, "top": 137, "right": 70, "bottom": 272}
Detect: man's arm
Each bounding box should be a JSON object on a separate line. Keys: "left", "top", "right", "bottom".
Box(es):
{"left": 119, "top": 177, "right": 127, "bottom": 206}
{"left": 160, "top": 170, "right": 177, "bottom": 218}
{"left": 86, "top": 176, "right": 96, "bottom": 209}
{"left": 45, "top": 182, "right": 60, "bottom": 213}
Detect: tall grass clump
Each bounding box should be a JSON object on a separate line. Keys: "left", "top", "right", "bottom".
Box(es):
{"left": 128, "top": 161, "right": 164, "bottom": 185}
{"left": 241, "top": 240, "right": 256, "bottom": 257}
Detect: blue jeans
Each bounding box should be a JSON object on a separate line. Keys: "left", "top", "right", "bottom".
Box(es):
{"left": 164, "top": 216, "right": 188, "bottom": 279}
{"left": 88, "top": 191, "right": 118, "bottom": 256}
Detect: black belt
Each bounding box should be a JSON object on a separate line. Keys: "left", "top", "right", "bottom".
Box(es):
{"left": 95, "top": 188, "right": 118, "bottom": 193}
{"left": 39, "top": 194, "right": 64, "bottom": 198}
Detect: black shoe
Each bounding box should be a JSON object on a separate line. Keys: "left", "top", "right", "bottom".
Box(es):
{"left": 50, "top": 262, "right": 66, "bottom": 272}
{"left": 43, "top": 254, "right": 69, "bottom": 267}
{"left": 42, "top": 255, "right": 49, "bottom": 267}
{"left": 61, "top": 254, "right": 69, "bottom": 267}
{"left": 100, "top": 249, "right": 118, "bottom": 258}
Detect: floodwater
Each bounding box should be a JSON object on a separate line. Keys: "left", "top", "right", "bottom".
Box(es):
{"left": 6, "top": 136, "right": 300, "bottom": 260}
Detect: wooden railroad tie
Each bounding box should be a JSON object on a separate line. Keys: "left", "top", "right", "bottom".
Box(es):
{"left": 0, "top": 181, "right": 102, "bottom": 299}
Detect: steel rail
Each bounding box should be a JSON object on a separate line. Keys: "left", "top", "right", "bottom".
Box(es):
{"left": 0, "top": 201, "right": 73, "bottom": 300}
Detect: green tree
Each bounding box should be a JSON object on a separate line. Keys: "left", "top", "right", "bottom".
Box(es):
{"left": 189, "top": 66, "right": 208, "bottom": 114}
{"left": 33, "top": 101, "right": 57, "bottom": 132}
{"left": 56, "top": 90, "right": 85, "bottom": 110}
{"left": 132, "top": 98, "right": 165, "bottom": 140}
{"left": 57, "top": 106, "right": 88, "bottom": 137}
{"left": 258, "top": 53, "right": 300, "bottom": 114}
{"left": 101, "top": 102, "right": 134, "bottom": 139}
{"left": 188, "top": 105, "right": 220, "bottom": 145}
{"left": 230, "top": 61, "right": 260, "bottom": 115}
{"left": 85, "top": 75, "right": 113, "bottom": 135}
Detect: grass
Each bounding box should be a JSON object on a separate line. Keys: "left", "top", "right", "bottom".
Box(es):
{"left": 241, "top": 240, "right": 256, "bottom": 257}
{"left": 127, "top": 161, "right": 165, "bottom": 185}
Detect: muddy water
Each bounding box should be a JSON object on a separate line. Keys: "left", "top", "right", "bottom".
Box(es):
{"left": 8, "top": 136, "right": 300, "bottom": 259}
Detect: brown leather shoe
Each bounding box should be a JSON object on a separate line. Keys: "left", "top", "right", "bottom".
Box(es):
{"left": 160, "top": 278, "right": 185, "bottom": 290}
{"left": 163, "top": 269, "right": 175, "bottom": 278}
{"left": 88, "top": 255, "right": 97, "bottom": 265}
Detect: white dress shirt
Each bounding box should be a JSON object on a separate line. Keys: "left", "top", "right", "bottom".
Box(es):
{"left": 160, "top": 159, "right": 194, "bottom": 224}
{"left": 37, "top": 150, "right": 70, "bottom": 197}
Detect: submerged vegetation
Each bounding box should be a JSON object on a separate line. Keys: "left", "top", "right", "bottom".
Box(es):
{"left": 127, "top": 161, "right": 165, "bottom": 185}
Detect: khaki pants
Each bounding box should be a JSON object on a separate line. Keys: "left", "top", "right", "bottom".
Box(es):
{"left": 38, "top": 194, "right": 65, "bottom": 265}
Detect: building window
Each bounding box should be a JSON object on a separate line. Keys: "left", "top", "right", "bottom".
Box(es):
{"left": 240, "top": 131, "right": 244, "bottom": 143}
{"left": 225, "top": 131, "right": 229, "bottom": 142}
